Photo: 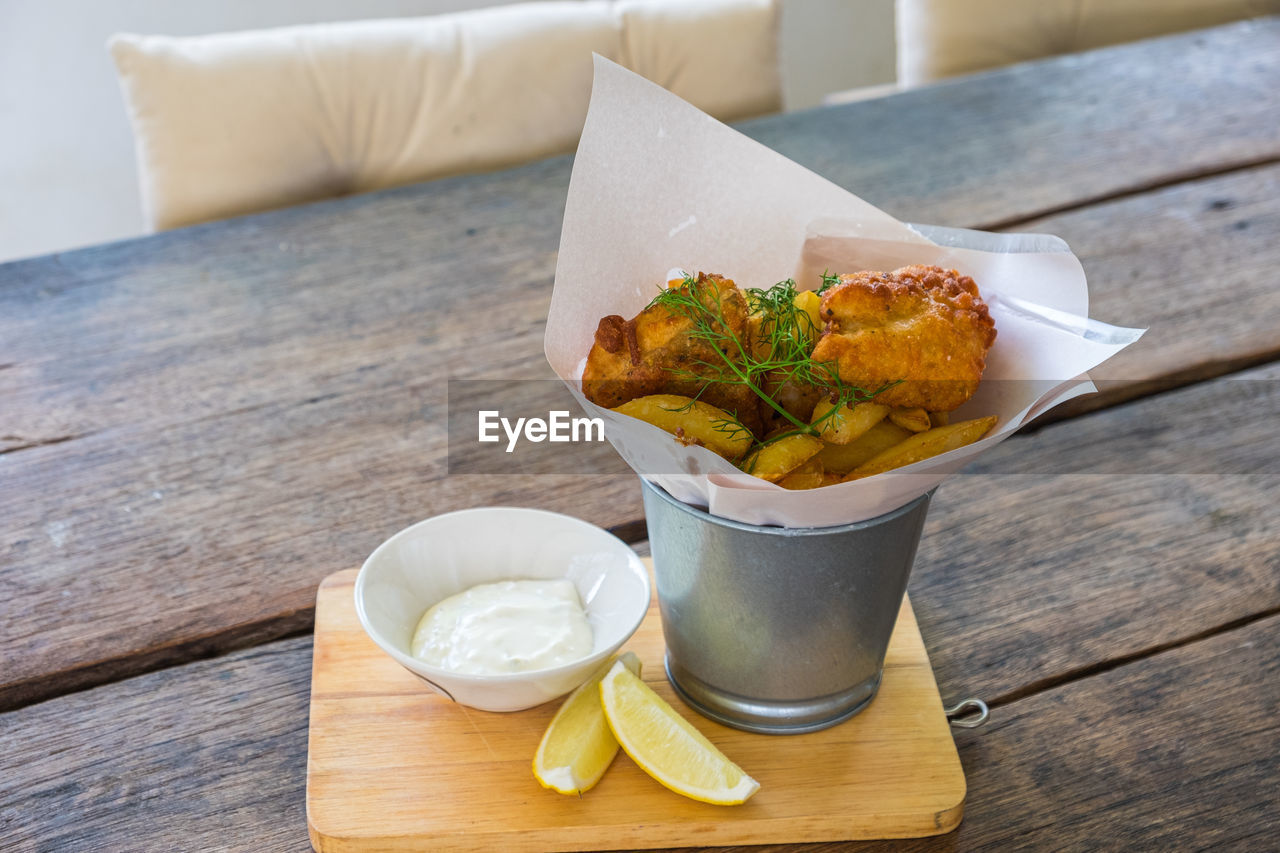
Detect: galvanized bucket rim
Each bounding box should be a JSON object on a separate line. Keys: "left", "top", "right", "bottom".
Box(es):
{"left": 640, "top": 477, "right": 934, "bottom": 538}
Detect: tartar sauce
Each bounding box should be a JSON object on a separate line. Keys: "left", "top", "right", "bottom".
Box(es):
{"left": 410, "top": 579, "right": 593, "bottom": 675}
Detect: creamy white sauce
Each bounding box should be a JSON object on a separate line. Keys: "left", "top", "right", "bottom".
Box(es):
{"left": 410, "top": 579, "right": 593, "bottom": 675}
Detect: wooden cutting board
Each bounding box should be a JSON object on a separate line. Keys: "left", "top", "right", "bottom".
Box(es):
{"left": 306, "top": 566, "right": 965, "bottom": 852}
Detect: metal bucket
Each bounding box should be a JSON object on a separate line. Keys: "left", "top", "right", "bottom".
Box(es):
{"left": 640, "top": 478, "right": 932, "bottom": 734}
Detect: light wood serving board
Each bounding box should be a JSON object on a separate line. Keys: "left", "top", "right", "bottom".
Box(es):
{"left": 307, "top": 566, "right": 965, "bottom": 852}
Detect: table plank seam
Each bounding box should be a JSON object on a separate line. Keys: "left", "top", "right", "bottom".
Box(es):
{"left": 980, "top": 153, "right": 1280, "bottom": 234}
{"left": 0, "top": 431, "right": 93, "bottom": 456}
{"left": 0, "top": 523, "right": 648, "bottom": 714}
{"left": 5, "top": 353, "right": 1272, "bottom": 712}
{"left": 1021, "top": 352, "right": 1280, "bottom": 433}
{"left": 983, "top": 602, "right": 1280, "bottom": 710}
{"left": 0, "top": 612, "right": 316, "bottom": 714}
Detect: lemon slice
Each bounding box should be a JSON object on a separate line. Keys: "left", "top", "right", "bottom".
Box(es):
{"left": 599, "top": 659, "right": 760, "bottom": 805}
{"left": 533, "top": 652, "right": 641, "bottom": 795}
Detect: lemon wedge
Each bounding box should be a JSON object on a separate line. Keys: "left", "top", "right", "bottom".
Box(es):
{"left": 533, "top": 652, "right": 641, "bottom": 795}
{"left": 599, "top": 659, "right": 760, "bottom": 805}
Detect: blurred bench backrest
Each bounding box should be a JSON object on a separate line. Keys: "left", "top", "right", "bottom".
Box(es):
{"left": 110, "top": 0, "right": 779, "bottom": 231}
{"left": 896, "top": 0, "right": 1280, "bottom": 86}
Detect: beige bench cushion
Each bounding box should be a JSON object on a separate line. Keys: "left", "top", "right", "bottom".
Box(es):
{"left": 896, "top": 0, "right": 1280, "bottom": 86}
{"left": 109, "top": 0, "right": 779, "bottom": 231}
{"left": 619, "top": 0, "right": 780, "bottom": 122}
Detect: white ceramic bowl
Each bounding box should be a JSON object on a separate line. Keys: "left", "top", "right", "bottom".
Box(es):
{"left": 354, "top": 507, "right": 650, "bottom": 712}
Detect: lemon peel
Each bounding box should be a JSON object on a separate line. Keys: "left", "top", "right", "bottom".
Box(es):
{"left": 599, "top": 659, "right": 759, "bottom": 805}
{"left": 533, "top": 651, "right": 641, "bottom": 795}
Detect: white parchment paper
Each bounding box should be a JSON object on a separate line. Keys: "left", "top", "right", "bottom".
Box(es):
{"left": 545, "top": 57, "right": 1144, "bottom": 527}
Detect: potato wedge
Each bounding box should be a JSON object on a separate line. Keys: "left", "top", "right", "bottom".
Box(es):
{"left": 888, "top": 407, "right": 931, "bottom": 433}
{"left": 741, "top": 434, "right": 824, "bottom": 482}
{"left": 612, "top": 394, "right": 753, "bottom": 460}
{"left": 929, "top": 410, "right": 950, "bottom": 427}
{"left": 777, "top": 457, "right": 825, "bottom": 490}
{"left": 844, "top": 416, "right": 998, "bottom": 480}
{"left": 792, "top": 289, "right": 824, "bottom": 341}
{"left": 810, "top": 399, "right": 889, "bottom": 445}
{"left": 816, "top": 420, "right": 912, "bottom": 475}
{"left": 749, "top": 289, "right": 823, "bottom": 358}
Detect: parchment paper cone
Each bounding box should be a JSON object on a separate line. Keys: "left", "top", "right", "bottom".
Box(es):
{"left": 545, "top": 56, "right": 1143, "bottom": 528}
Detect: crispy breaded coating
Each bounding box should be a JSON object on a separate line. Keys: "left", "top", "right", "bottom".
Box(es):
{"left": 582, "top": 273, "right": 760, "bottom": 431}
{"left": 810, "top": 265, "right": 996, "bottom": 412}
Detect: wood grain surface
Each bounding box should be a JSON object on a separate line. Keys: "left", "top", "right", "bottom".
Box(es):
{"left": 849, "top": 613, "right": 1280, "bottom": 853}
{"left": 0, "top": 158, "right": 639, "bottom": 709}
{"left": 2, "top": 20, "right": 1279, "bottom": 853}
{"left": 744, "top": 17, "right": 1280, "bottom": 231}
{"left": 3, "top": 21, "right": 1278, "bottom": 712}
{"left": 1010, "top": 161, "right": 1280, "bottom": 422}
{"left": 307, "top": 570, "right": 963, "bottom": 851}
{"left": 0, "top": 636, "right": 315, "bottom": 853}
{"left": 3, "top": 582, "right": 1274, "bottom": 851}
{"left": 911, "top": 363, "right": 1279, "bottom": 702}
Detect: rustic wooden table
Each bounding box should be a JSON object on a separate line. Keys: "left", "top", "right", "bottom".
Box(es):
{"left": 3, "top": 17, "right": 1277, "bottom": 852}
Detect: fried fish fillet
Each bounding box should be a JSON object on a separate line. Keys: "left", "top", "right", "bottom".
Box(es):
{"left": 582, "top": 273, "right": 760, "bottom": 432}
{"left": 810, "top": 265, "right": 996, "bottom": 412}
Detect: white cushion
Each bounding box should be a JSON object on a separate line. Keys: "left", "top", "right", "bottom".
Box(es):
{"left": 896, "top": 0, "right": 1280, "bottom": 87}
{"left": 109, "top": 0, "right": 780, "bottom": 231}
{"left": 619, "top": 0, "right": 779, "bottom": 123}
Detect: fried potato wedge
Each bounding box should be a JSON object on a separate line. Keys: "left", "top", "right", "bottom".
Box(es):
{"left": 777, "top": 457, "right": 825, "bottom": 490}
{"left": 844, "top": 415, "right": 998, "bottom": 480}
{"left": 747, "top": 289, "right": 824, "bottom": 360}
{"left": 810, "top": 399, "right": 890, "bottom": 445}
{"left": 742, "top": 434, "right": 824, "bottom": 483}
{"left": 792, "top": 289, "right": 824, "bottom": 343}
{"left": 888, "top": 407, "right": 931, "bottom": 433}
{"left": 816, "top": 421, "right": 913, "bottom": 476}
{"left": 612, "top": 394, "right": 753, "bottom": 461}
{"left": 592, "top": 269, "right": 999, "bottom": 489}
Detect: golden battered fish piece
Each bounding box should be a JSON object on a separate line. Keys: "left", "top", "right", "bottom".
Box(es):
{"left": 582, "top": 273, "right": 760, "bottom": 432}
{"left": 810, "top": 265, "right": 996, "bottom": 412}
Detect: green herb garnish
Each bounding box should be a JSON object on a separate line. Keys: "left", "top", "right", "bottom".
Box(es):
{"left": 647, "top": 273, "right": 889, "bottom": 449}
{"left": 816, "top": 269, "right": 842, "bottom": 295}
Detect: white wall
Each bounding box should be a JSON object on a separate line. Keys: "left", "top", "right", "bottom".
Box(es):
{"left": 0, "top": 0, "right": 894, "bottom": 263}
{"left": 780, "top": 0, "right": 895, "bottom": 110}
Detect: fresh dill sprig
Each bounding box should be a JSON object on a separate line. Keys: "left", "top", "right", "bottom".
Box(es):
{"left": 646, "top": 272, "right": 886, "bottom": 450}
{"left": 816, "top": 269, "right": 842, "bottom": 295}
{"left": 744, "top": 278, "right": 819, "bottom": 382}
{"left": 710, "top": 416, "right": 754, "bottom": 445}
